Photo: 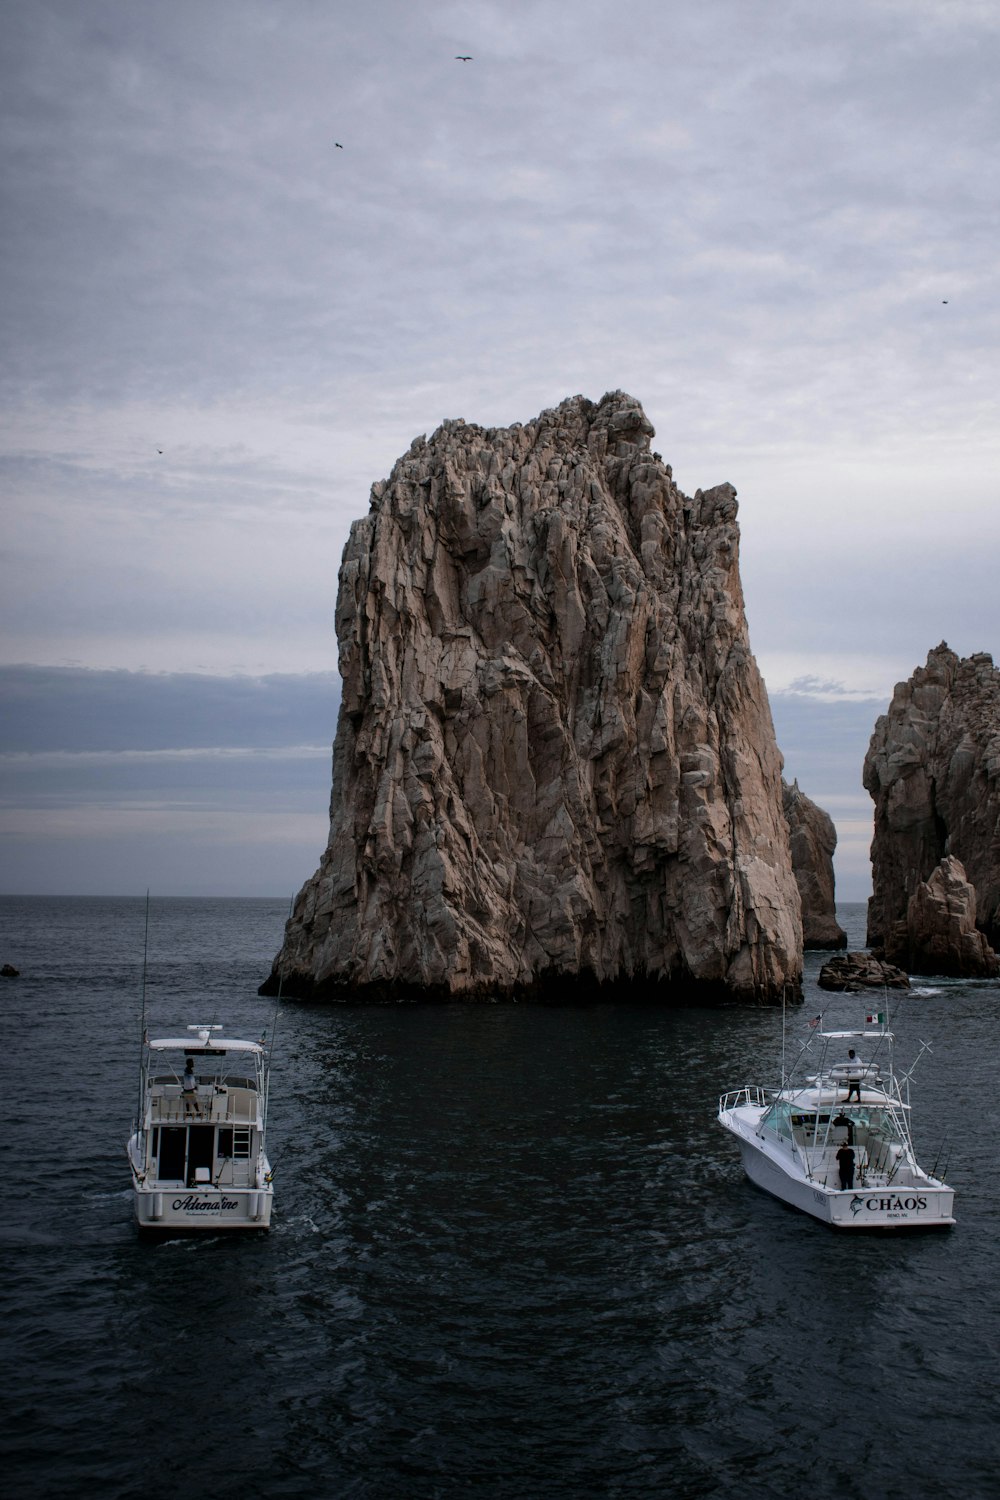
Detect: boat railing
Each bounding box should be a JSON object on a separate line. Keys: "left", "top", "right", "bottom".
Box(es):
{"left": 719, "top": 1086, "right": 768, "bottom": 1113}
{"left": 148, "top": 1082, "right": 260, "bottom": 1126}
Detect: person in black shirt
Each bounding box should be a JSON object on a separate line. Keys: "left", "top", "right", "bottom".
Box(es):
{"left": 836, "top": 1141, "right": 856, "bottom": 1190}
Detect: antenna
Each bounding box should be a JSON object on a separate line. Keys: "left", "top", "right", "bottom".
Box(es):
{"left": 261, "top": 895, "right": 293, "bottom": 1147}
{"left": 135, "top": 890, "right": 150, "bottom": 1129}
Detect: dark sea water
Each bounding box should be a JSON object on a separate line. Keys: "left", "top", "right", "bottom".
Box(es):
{"left": 2, "top": 896, "right": 999, "bottom": 1500}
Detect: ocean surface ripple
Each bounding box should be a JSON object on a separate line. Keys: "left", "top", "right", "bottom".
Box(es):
{"left": 2, "top": 897, "right": 998, "bottom": 1499}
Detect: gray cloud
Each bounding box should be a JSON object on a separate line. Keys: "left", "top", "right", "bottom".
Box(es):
{"left": 0, "top": 665, "right": 337, "bottom": 895}
{"left": 1, "top": 0, "right": 996, "bottom": 893}
{"left": 0, "top": 665, "right": 340, "bottom": 752}
{"left": 770, "top": 690, "right": 882, "bottom": 900}
{"left": 770, "top": 691, "right": 881, "bottom": 796}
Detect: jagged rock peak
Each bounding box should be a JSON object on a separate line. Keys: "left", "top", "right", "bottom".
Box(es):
{"left": 864, "top": 643, "right": 1000, "bottom": 971}
{"left": 782, "top": 778, "right": 847, "bottom": 949}
{"left": 262, "top": 391, "right": 802, "bottom": 1004}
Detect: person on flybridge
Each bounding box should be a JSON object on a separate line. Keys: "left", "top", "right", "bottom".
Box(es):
{"left": 844, "top": 1049, "right": 865, "bottom": 1103}
{"left": 182, "top": 1056, "right": 202, "bottom": 1117}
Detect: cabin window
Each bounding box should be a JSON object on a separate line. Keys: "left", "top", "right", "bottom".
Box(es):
{"left": 791, "top": 1112, "right": 833, "bottom": 1143}
{"left": 151, "top": 1128, "right": 159, "bottom": 1154}
{"left": 866, "top": 1108, "right": 904, "bottom": 1145}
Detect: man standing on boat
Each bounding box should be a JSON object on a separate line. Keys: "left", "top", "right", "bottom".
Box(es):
{"left": 836, "top": 1140, "right": 856, "bottom": 1190}
{"left": 182, "top": 1056, "right": 202, "bottom": 1117}
{"left": 844, "top": 1049, "right": 864, "bottom": 1103}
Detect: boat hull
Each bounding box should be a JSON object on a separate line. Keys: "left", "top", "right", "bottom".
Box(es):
{"left": 720, "top": 1107, "right": 955, "bottom": 1230}
{"left": 129, "top": 1134, "right": 273, "bottom": 1231}
{"left": 133, "top": 1181, "right": 273, "bottom": 1231}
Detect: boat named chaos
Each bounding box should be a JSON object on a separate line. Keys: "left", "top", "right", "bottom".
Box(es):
{"left": 718, "top": 1016, "right": 955, "bottom": 1230}
{"left": 128, "top": 1024, "right": 274, "bottom": 1231}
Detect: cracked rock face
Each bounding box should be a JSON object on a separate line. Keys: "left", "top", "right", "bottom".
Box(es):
{"left": 864, "top": 643, "right": 1000, "bottom": 971}
{"left": 903, "top": 856, "right": 999, "bottom": 978}
{"left": 262, "top": 391, "right": 802, "bottom": 1003}
{"left": 782, "top": 779, "right": 846, "bottom": 949}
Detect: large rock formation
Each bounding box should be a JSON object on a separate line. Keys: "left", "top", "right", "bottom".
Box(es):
{"left": 864, "top": 644, "right": 1000, "bottom": 971}
{"left": 901, "top": 856, "right": 998, "bottom": 978}
{"left": 782, "top": 778, "right": 847, "bottom": 948}
{"left": 262, "top": 392, "right": 802, "bottom": 1004}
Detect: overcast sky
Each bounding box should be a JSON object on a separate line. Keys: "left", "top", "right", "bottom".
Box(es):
{"left": 2, "top": 0, "right": 998, "bottom": 899}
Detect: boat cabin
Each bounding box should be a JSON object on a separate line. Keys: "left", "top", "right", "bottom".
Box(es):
{"left": 136, "top": 1033, "right": 267, "bottom": 1193}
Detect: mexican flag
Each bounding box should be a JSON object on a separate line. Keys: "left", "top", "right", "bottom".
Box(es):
{"left": 866, "top": 1011, "right": 885, "bottom": 1026}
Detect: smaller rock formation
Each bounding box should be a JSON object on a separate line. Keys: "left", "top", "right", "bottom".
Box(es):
{"left": 818, "top": 954, "right": 910, "bottom": 992}
{"left": 0, "top": 963, "right": 18, "bottom": 978}
{"left": 782, "top": 779, "right": 847, "bottom": 949}
{"left": 865, "top": 643, "right": 1000, "bottom": 974}
{"left": 900, "top": 856, "right": 999, "bottom": 978}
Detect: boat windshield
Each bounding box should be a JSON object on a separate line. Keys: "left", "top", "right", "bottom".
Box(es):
{"left": 761, "top": 1100, "right": 907, "bottom": 1151}
{"left": 760, "top": 1099, "right": 795, "bottom": 1141}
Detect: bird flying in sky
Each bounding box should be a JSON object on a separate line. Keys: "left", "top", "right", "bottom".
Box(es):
{"left": 455, "top": 55, "right": 473, "bottom": 61}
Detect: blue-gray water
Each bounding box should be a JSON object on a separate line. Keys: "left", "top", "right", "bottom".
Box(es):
{"left": 2, "top": 896, "right": 998, "bottom": 1499}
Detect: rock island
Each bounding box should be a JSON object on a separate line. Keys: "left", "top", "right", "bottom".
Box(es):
{"left": 261, "top": 392, "right": 803, "bottom": 1003}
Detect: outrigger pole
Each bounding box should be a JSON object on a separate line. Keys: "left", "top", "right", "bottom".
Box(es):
{"left": 135, "top": 890, "right": 150, "bottom": 1132}
{"left": 260, "top": 896, "right": 293, "bottom": 1151}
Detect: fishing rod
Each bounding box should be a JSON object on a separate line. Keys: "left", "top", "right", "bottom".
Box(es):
{"left": 135, "top": 890, "right": 150, "bottom": 1131}
{"left": 930, "top": 1137, "right": 950, "bottom": 1181}
{"left": 260, "top": 896, "right": 293, "bottom": 1151}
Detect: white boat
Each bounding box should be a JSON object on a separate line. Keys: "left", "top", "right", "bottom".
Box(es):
{"left": 718, "top": 1016, "right": 955, "bottom": 1230}
{"left": 127, "top": 1024, "right": 274, "bottom": 1231}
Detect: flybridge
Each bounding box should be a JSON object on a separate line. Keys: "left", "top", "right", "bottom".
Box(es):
{"left": 146, "top": 1023, "right": 266, "bottom": 1056}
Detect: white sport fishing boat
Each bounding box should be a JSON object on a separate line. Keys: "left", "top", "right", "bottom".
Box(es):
{"left": 718, "top": 1013, "right": 955, "bottom": 1230}
{"left": 128, "top": 1024, "right": 274, "bottom": 1231}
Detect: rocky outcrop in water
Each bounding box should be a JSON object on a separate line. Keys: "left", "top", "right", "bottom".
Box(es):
{"left": 782, "top": 778, "right": 846, "bottom": 949}
{"left": 818, "top": 953, "right": 910, "bottom": 992}
{"left": 864, "top": 644, "right": 1000, "bottom": 973}
{"left": 900, "top": 856, "right": 998, "bottom": 977}
{"left": 262, "top": 392, "right": 802, "bottom": 1004}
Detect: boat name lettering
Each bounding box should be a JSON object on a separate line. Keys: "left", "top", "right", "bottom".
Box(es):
{"left": 171, "top": 1195, "right": 240, "bottom": 1212}
{"left": 866, "top": 1195, "right": 927, "bottom": 1213}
